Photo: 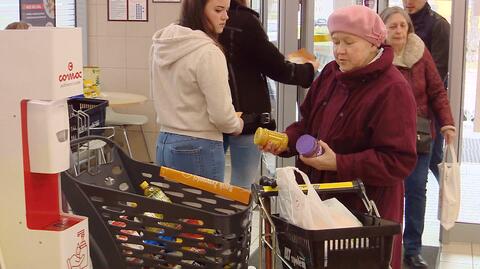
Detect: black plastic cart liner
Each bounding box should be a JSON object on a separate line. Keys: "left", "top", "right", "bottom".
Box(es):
{"left": 62, "top": 136, "right": 253, "bottom": 269}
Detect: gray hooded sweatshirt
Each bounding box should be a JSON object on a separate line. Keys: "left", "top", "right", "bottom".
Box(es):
{"left": 151, "top": 24, "right": 242, "bottom": 141}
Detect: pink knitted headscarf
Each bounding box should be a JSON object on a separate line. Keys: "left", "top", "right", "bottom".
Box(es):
{"left": 327, "top": 5, "right": 387, "bottom": 47}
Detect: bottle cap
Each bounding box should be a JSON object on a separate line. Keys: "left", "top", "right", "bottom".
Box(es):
{"left": 140, "top": 181, "right": 149, "bottom": 190}
{"left": 296, "top": 134, "right": 318, "bottom": 156}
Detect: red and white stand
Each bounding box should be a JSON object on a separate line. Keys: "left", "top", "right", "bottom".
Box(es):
{"left": 0, "top": 28, "right": 90, "bottom": 269}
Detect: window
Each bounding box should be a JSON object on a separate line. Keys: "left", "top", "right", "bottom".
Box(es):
{"left": 56, "top": 0, "right": 76, "bottom": 27}
{"left": 0, "top": 1, "right": 20, "bottom": 29}
{"left": 388, "top": 0, "right": 451, "bottom": 22}
{"left": 0, "top": 0, "right": 76, "bottom": 29}
{"left": 250, "top": 0, "right": 261, "bottom": 14}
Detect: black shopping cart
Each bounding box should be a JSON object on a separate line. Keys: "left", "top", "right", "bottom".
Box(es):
{"left": 61, "top": 136, "right": 253, "bottom": 269}
{"left": 252, "top": 178, "right": 401, "bottom": 269}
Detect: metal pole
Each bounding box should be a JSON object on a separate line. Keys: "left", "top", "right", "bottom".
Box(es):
{"left": 264, "top": 198, "right": 272, "bottom": 269}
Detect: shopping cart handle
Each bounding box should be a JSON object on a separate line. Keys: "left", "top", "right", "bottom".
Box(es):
{"left": 254, "top": 178, "right": 365, "bottom": 198}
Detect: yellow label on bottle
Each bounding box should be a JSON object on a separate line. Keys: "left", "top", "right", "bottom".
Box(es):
{"left": 83, "top": 66, "right": 101, "bottom": 97}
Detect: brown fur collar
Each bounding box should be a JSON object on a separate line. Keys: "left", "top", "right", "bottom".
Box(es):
{"left": 393, "top": 33, "right": 425, "bottom": 68}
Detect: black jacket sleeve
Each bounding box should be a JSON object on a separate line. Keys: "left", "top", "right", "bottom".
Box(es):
{"left": 239, "top": 12, "right": 315, "bottom": 88}
{"left": 430, "top": 16, "right": 450, "bottom": 82}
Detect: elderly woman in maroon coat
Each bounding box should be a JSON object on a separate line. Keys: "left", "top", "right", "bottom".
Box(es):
{"left": 260, "top": 5, "right": 417, "bottom": 269}
{"left": 380, "top": 7, "right": 456, "bottom": 268}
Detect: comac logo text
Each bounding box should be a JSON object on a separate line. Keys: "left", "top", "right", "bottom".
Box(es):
{"left": 58, "top": 62, "right": 82, "bottom": 82}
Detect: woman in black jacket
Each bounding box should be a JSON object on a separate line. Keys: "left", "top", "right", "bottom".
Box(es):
{"left": 219, "top": 0, "right": 318, "bottom": 188}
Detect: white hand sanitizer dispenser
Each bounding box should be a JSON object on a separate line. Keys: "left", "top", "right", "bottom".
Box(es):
{"left": 27, "top": 100, "right": 70, "bottom": 173}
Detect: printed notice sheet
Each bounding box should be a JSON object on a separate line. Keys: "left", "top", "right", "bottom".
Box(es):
{"left": 108, "top": 0, "right": 127, "bottom": 21}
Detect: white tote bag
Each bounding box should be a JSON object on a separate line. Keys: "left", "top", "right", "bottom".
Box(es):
{"left": 437, "top": 144, "right": 461, "bottom": 230}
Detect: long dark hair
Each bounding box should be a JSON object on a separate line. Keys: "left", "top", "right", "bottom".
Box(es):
{"left": 233, "top": 0, "right": 247, "bottom": 6}
{"left": 179, "top": 0, "right": 217, "bottom": 40}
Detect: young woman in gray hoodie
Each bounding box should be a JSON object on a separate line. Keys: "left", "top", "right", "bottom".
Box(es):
{"left": 151, "top": 0, "right": 243, "bottom": 181}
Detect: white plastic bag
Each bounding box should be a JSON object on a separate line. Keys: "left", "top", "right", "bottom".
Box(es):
{"left": 437, "top": 144, "right": 461, "bottom": 230}
{"left": 323, "top": 198, "right": 363, "bottom": 228}
{"left": 276, "top": 167, "right": 361, "bottom": 230}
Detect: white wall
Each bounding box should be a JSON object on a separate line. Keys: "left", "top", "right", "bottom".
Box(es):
{"left": 87, "top": 1, "right": 181, "bottom": 162}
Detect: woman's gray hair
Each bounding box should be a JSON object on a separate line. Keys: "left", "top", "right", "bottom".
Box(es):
{"left": 380, "top": 6, "right": 415, "bottom": 34}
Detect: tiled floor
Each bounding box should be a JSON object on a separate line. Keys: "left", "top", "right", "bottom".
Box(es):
{"left": 249, "top": 206, "right": 260, "bottom": 256}
{"left": 456, "top": 121, "right": 480, "bottom": 223}
{"left": 438, "top": 242, "right": 480, "bottom": 269}
{"left": 423, "top": 172, "right": 441, "bottom": 247}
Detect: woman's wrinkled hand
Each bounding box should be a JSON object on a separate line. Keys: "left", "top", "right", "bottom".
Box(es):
{"left": 258, "top": 141, "right": 287, "bottom": 156}
{"left": 443, "top": 128, "right": 456, "bottom": 145}
{"left": 299, "top": 140, "right": 337, "bottom": 171}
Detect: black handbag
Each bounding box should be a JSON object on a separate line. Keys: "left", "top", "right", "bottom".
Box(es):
{"left": 416, "top": 116, "right": 432, "bottom": 154}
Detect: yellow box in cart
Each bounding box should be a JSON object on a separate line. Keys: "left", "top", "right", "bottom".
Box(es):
{"left": 159, "top": 166, "right": 251, "bottom": 205}
{"left": 83, "top": 66, "right": 101, "bottom": 97}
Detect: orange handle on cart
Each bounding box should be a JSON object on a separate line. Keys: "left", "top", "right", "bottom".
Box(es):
{"left": 159, "top": 166, "right": 251, "bottom": 205}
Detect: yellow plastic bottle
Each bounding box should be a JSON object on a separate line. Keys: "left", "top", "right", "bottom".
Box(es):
{"left": 140, "top": 181, "right": 171, "bottom": 203}
{"left": 254, "top": 127, "right": 288, "bottom": 151}
{"left": 140, "top": 181, "right": 169, "bottom": 228}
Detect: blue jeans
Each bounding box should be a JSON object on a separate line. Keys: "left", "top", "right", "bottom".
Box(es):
{"left": 429, "top": 119, "right": 444, "bottom": 181}
{"left": 156, "top": 132, "right": 225, "bottom": 182}
{"left": 223, "top": 134, "right": 261, "bottom": 189}
{"left": 403, "top": 149, "right": 433, "bottom": 256}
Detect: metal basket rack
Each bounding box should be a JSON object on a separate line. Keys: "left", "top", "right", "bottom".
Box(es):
{"left": 67, "top": 97, "right": 114, "bottom": 175}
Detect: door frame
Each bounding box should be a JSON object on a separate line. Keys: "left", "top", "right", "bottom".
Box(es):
{"left": 442, "top": 0, "right": 480, "bottom": 244}
{"left": 257, "top": 0, "right": 301, "bottom": 173}
{"left": 275, "top": 0, "right": 302, "bottom": 168}
{"left": 384, "top": 0, "right": 480, "bottom": 243}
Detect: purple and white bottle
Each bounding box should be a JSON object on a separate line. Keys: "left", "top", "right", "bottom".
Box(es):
{"left": 296, "top": 134, "right": 323, "bottom": 157}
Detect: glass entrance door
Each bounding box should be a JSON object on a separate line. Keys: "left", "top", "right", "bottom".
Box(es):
{"left": 446, "top": 0, "right": 480, "bottom": 242}
{"left": 257, "top": 0, "right": 310, "bottom": 176}
{"left": 259, "top": 0, "right": 280, "bottom": 177}
{"left": 459, "top": 0, "right": 480, "bottom": 226}
{"left": 388, "top": 0, "right": 452, "bottom": 21}
{"left": 388, "top": 0, "right": 480, "bottom": 243}
{"left": 387, "top": 0, "right": 454, "bottom": 246}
